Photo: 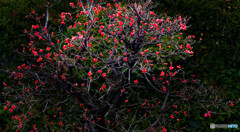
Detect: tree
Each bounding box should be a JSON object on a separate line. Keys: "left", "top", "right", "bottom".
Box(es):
{"left": 2, "top": 0, "right": 230, "bottom": 131}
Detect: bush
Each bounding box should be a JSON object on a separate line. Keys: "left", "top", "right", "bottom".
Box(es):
{"left": 2, "top": 0, "right": 234, "bottom": 131}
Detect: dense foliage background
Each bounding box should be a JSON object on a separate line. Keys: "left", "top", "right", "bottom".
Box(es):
{"left": 0, "top": 0, "right": 73, "bottom": 131}
{"left": 1, "top": 0, "right": 239, "bottom": 131}
{"left": 152, "top": 0, "right": 240, "bottom": 130}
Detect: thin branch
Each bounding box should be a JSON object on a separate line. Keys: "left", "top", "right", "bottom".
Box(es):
{"left": 45, "top": 6, "right": 49, "bottom": 28}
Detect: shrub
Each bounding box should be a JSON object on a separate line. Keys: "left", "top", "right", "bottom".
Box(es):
{"left": 2, "top": 0, "right": 232, "bottom": 131}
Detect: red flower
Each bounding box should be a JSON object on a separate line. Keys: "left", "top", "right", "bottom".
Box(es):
{"left": 59, "top": 122, "right": 63, "bottom": 126}
{"left": 36, "top": 56, "right": 42, "bottom": 62}
{"left": 160, "top": 71, "right": 165, "bottom": 77}
{"left": 101, "top": 32, "right": 105, "bottom": 37}
{"left": 162, "top": 127, "right": 167, "bottom": 132}
{"left": 102, "top": 73, "right": 106, "bottom": 78}
{"left": 34, "top": 80, "right": 38, "bottom": 84}
{"left": 46, "top": 47, "right": 51, "bottom": 51}
{"left": 98, "top": 70, "right": 102, "bottom": 74}
{"left": 58, "top": 107, "right": 61, "bottom": 111}
{"left": 140, "top": 52, "right": 144, "bottom": 55}
{"left": 152, "top": 76, "right": 155, "bottom": 81}
{"left": 183, "top": 111, "right": 187, "bottom": 115}
{"left": 100, "top": 84, "right": 106, "bottom": 91}
{"left": 177, "top": 65, "right": 181, "bottom": 69}
{"left": 123, "top": 57, "right": 127, "bottom": 61}
{"left": 65, "top": 38, "right": 69, "bottom": 43}
{"left": 129, "top": 22, "right": 133, "bottom": 26}
{"left": 142, "top": 69, "right": 146, "bottom": 73}
{"left": 134, "top": 80, "right": 138, "bottom": 84}
{"left": 4, "top": 106, "right": 7, "bottom": 110}
{"left": 204, "top": 111, "right": 211, "bottom": 118}
{"left": 149, "top": 11, "right": 155, "bottom": 16}
{"left": 182, "top": 80, "right": 187, "bottom": 83}
{"left": 163, "top": 87, "right": 166, "bottom": 91}
{"left": 88, "top": 43, "right": 92, "bottom": 47}
{"left": 169, "top": 66, "right": 174, "bottom": 70}
{"left": 145, "top": 59, "right": 148, "bottom": 63}
{"left": 100, "top": 25, "right": 104, "bottom": 29}
{"left": 69, "top": 3, "right": 74, "bottom": 8}
{"left": 88, "top": 72, "right": 92, "bottom": 77}
{"left": 93, "top": 58, "right": 98, "bottom": 63}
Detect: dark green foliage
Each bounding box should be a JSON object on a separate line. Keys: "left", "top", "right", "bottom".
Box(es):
{"left": 0, "top": 0, "right": 45, "bottom": 68}
{"left": 0, "top": 0, "right": 74, "bottom": 69}
{"left": 0, "top": 0, "right": 73, "bottom": 131}
{"left": 151, "top": 0, "right": 240, "bottom": 130}
{"left": 0, "top": 1, "right": 40, "bottom": 131}
{"left": 152, "top": 0, "right": 240, "bottom": 97}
